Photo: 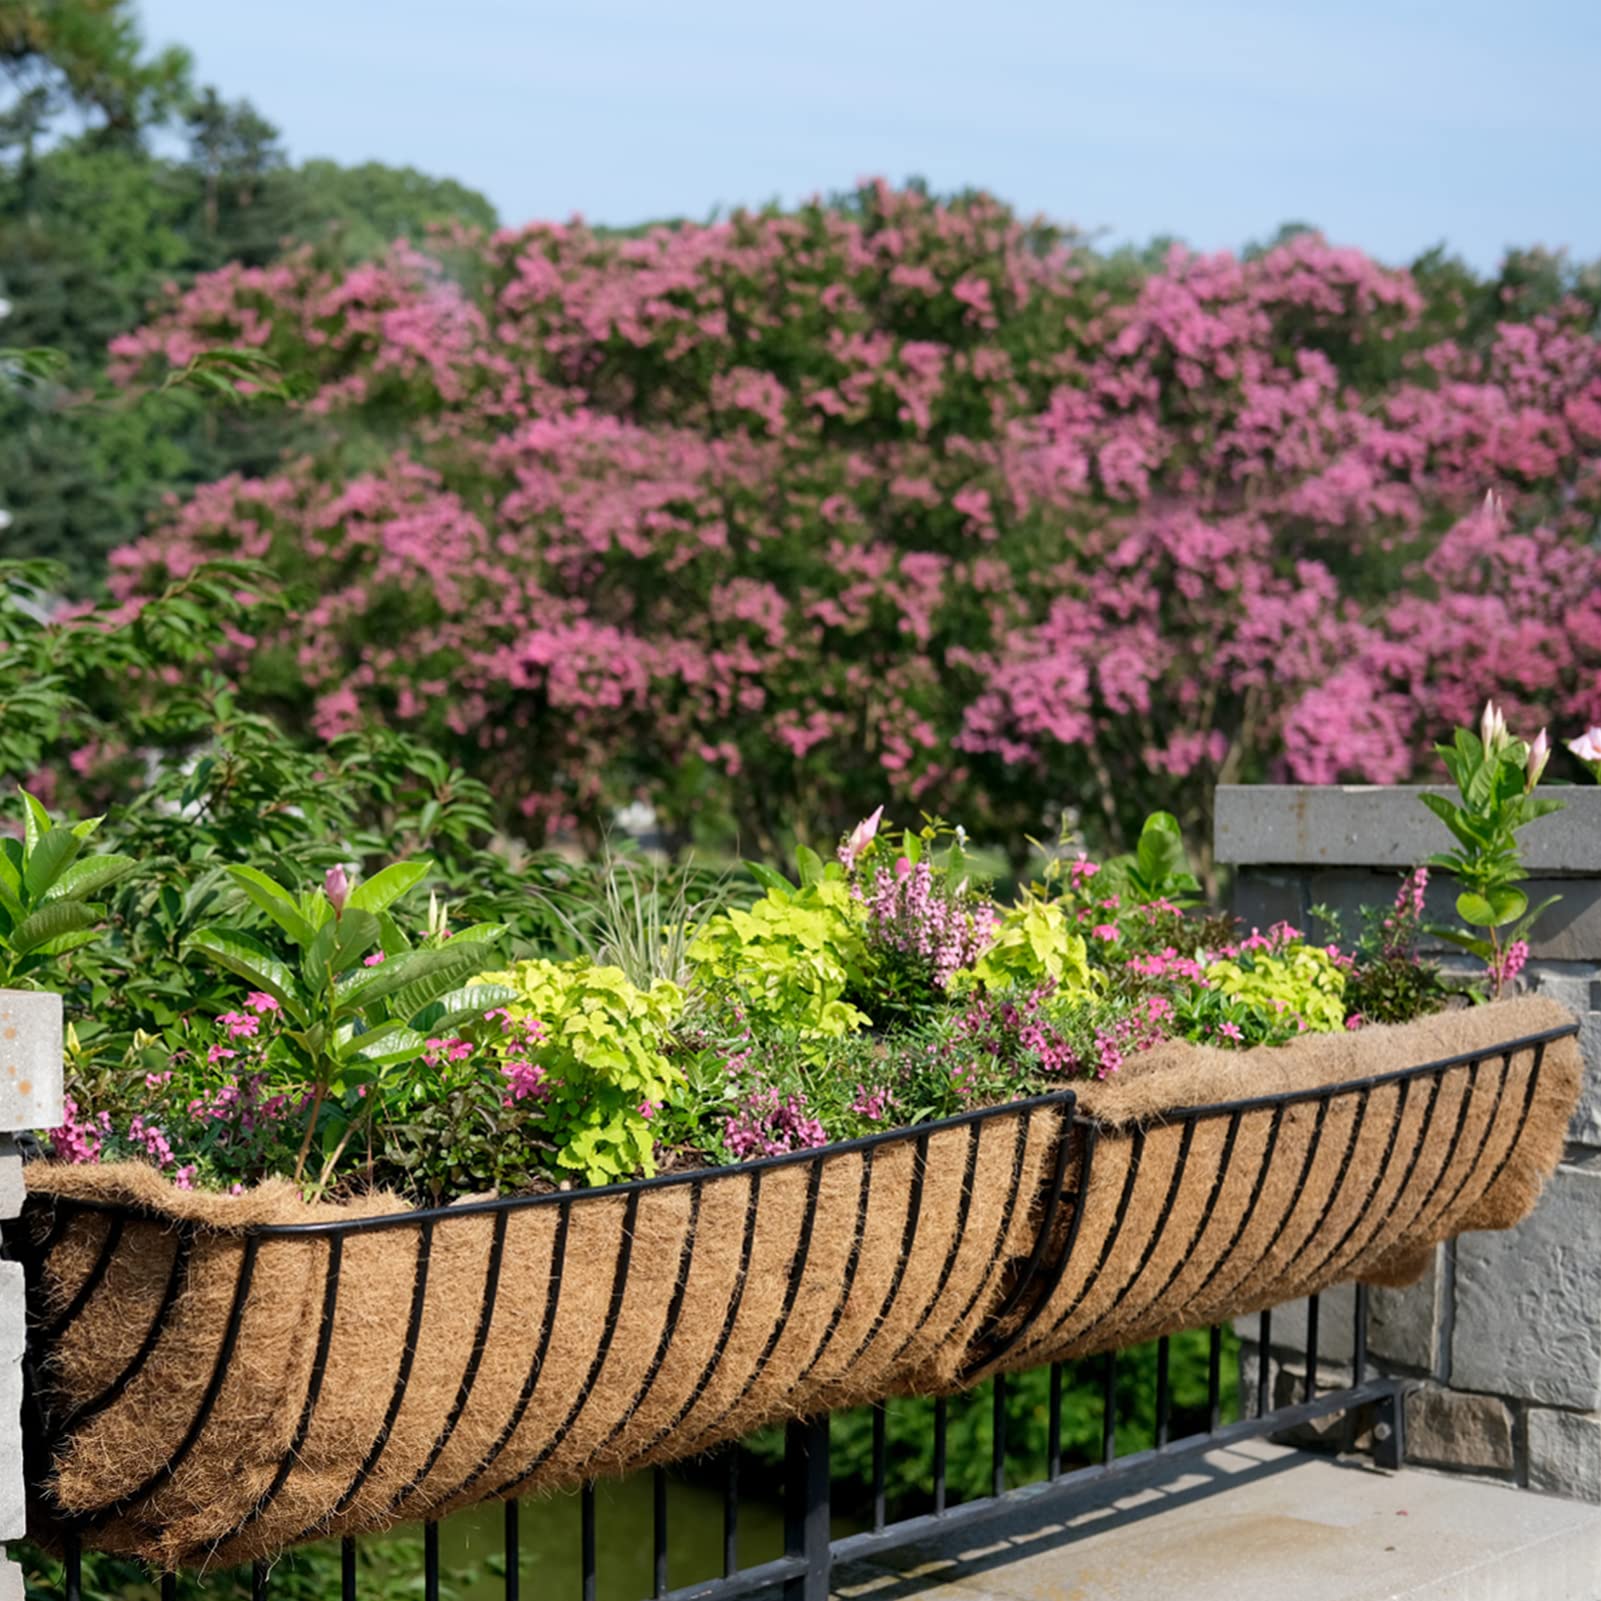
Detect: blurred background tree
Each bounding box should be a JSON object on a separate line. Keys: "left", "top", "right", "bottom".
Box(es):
{"left": 0, "top": 0, "right": 497, "bottom": 585}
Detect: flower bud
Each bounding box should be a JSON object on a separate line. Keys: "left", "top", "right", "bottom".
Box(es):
{"left": 324, "top": 865, "right": 351, "bottom": 915}
{"left": 1480, "top": 699, "right": 1508, "bottom": 754}
{"left": 1526, "top": 728, "right": 1550, "bottom": 790}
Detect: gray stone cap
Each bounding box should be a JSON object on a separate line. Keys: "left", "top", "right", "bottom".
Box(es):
{"left": 1215, "top": 785, "right": 1601, "bottom": 871}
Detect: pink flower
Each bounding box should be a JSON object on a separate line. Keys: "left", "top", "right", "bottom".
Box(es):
{"left": 244, "top": 992, "right": 281, "bottom": 1014}
{"left": 362, "top": 952, "right": 386, "bottom": 967}
{"left": 1568, "top": 727, "right": 1601, "bottom": 773}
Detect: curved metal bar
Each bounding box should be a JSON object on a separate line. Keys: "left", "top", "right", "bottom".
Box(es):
{"left": 434, "top": 1201, "right": 571, "bottom": 1508}
{"left": 226, "top": 1234, "right": 345, "bottom": 1538}
{"left": 1408, "top": 1054, "right": 1509, "bottom": 1242}
{"left": 71, "top": 1234, "right": 261, "bottom": 1528}
{"left": 1106, "top": 1110, "right": 1244, "bottom": 1340}
{"left": 1160, "top": 1104, "right": 1285, "bottom": 1329}
{"left": 1365, "top": 1055, "right": 1484, "bottom": 1262}
{"left": 882, "top": 1120, "right": 985, "bottom": 1368}
{"left": 587, "top": 1185, "right": 705, "bottom": 1460}
{"left": 1134, "top": 1024, "right": 1575, "bottom": 1127}
{"left": 1257, "top": 1088, "right": 1374, "bottom": 1302}
{"left": 1056, "top": 1116, "right": 1199, "bottom": 1355}
{"left": 494, "top": 1190, "right": 643, "bottom": 1496}
{"left": 966, "top": 1119, "right": 1100, "bottom": 1376}
{"left": 673, "top": 1158, "right": 828, "bottom": 1459}
{"left": 585, "top": 1173, "right": 762, "bottom": 1474}
{"left": 1016, "top": 1123, "right": 1145, "bottom": 1359}
{"left": 1468, "top": 1043, "right": 1548, "bottom": 1204}
{"left": 787, "top": 1148, "right": 875, "bottom": 1381}
{"left": 828, "top": 1132, "right": 931, "bottom": 1375}
{"left": 979, "top": 1108, "right": 1073, "bottom": 1332}
{"left": 53, "top": 1226, "right": 194, "bottom": 1433}
{"left": 47, "top": 1090, "right": 1083, "bottom": 1239}
{"left": 946, "top": 1110, "right": 1034, "bottom": 1333}
{"left": 389, "top": 1209, "right": 511, "bottom": 1518}
{"left": 36, "top": 1213, "right": 124, "bottom": 1345}
{"left": 1290, "top": 1077, "right": 1414, "bottom": 1294}
{"left": 290, "top": 1220, "right": 435, "bottom": 1542}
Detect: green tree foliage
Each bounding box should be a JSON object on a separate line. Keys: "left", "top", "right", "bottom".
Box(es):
{"left": 0, "top": 3, "right": 497, "bottom": 585}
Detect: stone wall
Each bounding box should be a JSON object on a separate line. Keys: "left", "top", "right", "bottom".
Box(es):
{"left": 0, "top": 992, "right": 62, "bottom": 1599}
{"left": 1217, "top": 784, "right": 1601, "bottom": 1500}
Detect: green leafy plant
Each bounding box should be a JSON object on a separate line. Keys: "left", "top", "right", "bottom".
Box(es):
{"left": 687, "top": 851, "right": 870, "bottom": 1038}
{"left": 1093, "top": 811, "right": 1202, "bottom": 908}
{"left": 186, "top": 858, "right": 510, "bottom": 1192}
{"left": 0, "top": 790, "right": 135, "bottom": 988}
{"left": 1204, "top": 939, "right": 1349, "bottom": 1036}
{"left": 479, "top": 958, "right": 684, "bottom": 1184}
{"left": 952, "top": 896, "right": 1096, "bottom": 1003}
{"left": 1421, "top": 703, "right": 1561, "bottom": 997}
{"left": 541, "top": 847, "right": 737, "bottom": 996}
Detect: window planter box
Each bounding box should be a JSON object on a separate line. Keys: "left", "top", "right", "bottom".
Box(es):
{"left": 11, "top": 996, "right": 1579, "bottom": 1570}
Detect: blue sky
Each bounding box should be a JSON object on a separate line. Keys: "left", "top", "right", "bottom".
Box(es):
{"left": 141, "top": 0, "right": 1600, "bottom": 270}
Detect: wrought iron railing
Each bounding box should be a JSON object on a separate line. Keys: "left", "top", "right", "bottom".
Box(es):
{"left": 39, "top": 1300, "right": 1403, "bottom": 1601}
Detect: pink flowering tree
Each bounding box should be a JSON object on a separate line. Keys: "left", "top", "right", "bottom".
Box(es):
{"left": 100, "top": 185, "right": 1601, "bottom": 864}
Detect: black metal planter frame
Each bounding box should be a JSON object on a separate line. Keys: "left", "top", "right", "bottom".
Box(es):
{"left": 11, "top": 1019, "right": 1576, "bottom": 1601}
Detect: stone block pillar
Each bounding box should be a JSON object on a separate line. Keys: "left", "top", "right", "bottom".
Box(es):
{"left": 1216, "top": 784, "right": 1601, "bottom": 1500}
{"left": 0, "top": 991, "right": 62, "bottom": 1599}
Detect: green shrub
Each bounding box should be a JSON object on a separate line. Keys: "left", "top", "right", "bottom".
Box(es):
{"left": 482, "top": 958, "right": 684, "bottom": 1184}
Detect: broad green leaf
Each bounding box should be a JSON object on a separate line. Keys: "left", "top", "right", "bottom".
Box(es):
{"left": 1456, "top": 891, "right": 1496, "bottom": 926}
{"left": 31, "top": 928, "right": 103, "bottom": 958}
{"left": 333, "top": 943, "right": 480, "bottom": 1018}
{"left": 744, "top": 862, "right": 795, "bottom": 896}
{"left": 346, "top": 1027, "right": 431, "bottom": 1069}
{"left": 18, "top": 790, "right": 50, "bottom": 855}
{"left": 305, "top": 909, "right": 381, "bottom": 991}
{"left": 348, "top": 859, "right": 433, "bottom": 915}
{"left": 1135, "top": 810, "right": 1188, "bottom": 886}
{"left": 9, "top": 900, "right": 96, "bottom": 955}
{"left": 438, "top": 922, "right": 505, "bottom": 947}
{"left": 409, "top": 982, "right": 517, "bottom": 1035}
{"left": 69, "top": 815, "right": 105, "bottom": 841}
{"left": 43, "top": 855, "right": 136, "bottom": 904}
{"left": 23, "top": 828, "right": 85, "bottom": 900}
{"left": 226, "top": 865, "right": 317, "bottom": 946}
{"left": 1487, "top": 886, "right": 1528, "bottom": 925}
{"left": 1423, "top": 923, "right": 1493, "bottom": 959}
{"left": 185, "top": 928, "right": 305, "bottom": 1021}
{"left": 794, "top": 844, "right": 825, "bottom": 887}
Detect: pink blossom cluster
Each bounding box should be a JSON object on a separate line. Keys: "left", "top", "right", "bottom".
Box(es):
{"left": 954, "top": 986, "right": 1082, "bottom": 1077}
{"left": 1382, "top": 867, "right": 1430, "bottom": 957}
{"left": 724, "top": 1087, "right": 830, "bottom": 1158}
{"left": 99, "top": 184, "right": 1601, "bottom": 849}
{"left": 1493, "top": 940, "right": 1530, "bottom": 991}
{"left": 492, "top": 1012, "right": 549, "bottom": 1106}
{"left": 859, "top": 856, "right": 997, "bottom": 989}
{"left": 48, "top": 1097, "right": 112, "bottom": 1164}
{"left": 185, "top": 1075, "right": 294, "bottom": 1140}
{"left": 850, "top": 1085, "right": 891, "bottom": 1121}
{"left": 1089, "top": 996, "right": 1174, "bottom": 1080}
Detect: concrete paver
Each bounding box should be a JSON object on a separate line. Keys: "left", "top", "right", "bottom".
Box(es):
{"left": 831, "top": 1441, "right": 1601, "bottom": 1600}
